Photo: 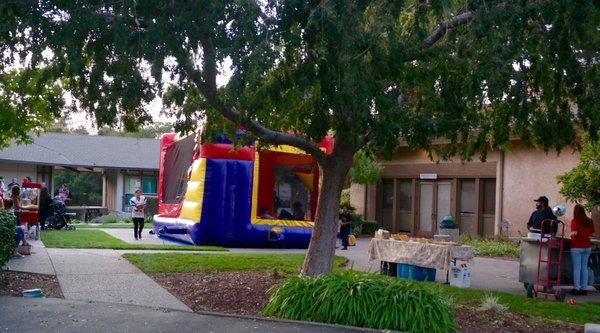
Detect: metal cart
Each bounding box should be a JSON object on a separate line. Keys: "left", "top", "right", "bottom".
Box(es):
{"left": 519, "top": 237, "right": 600, "bottom": 298}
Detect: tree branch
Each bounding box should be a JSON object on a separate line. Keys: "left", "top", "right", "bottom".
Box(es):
{"left": 183, "top": 38, "right": 327, "bottom": 162}
{"left": 423, "top": 11, "right": 474, "bottom": 48}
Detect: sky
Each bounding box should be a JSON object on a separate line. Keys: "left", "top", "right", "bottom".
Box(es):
{"left": 66, "top": 57, "right": 232, "bottom": 132}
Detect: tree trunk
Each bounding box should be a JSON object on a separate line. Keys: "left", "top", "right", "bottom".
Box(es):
{"left": 301, "top": 144, "right": 355, "bottom": 276}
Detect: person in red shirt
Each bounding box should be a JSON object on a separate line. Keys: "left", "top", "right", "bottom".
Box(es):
{"left": 570, "top": 204, "right": 596, "bottom": 295}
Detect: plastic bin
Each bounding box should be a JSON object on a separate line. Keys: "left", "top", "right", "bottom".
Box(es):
{"left": 397, "top": 264, "right": 436, "bottom": 282}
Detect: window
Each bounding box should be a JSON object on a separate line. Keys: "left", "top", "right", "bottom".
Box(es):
{"left": 378, "top": 179, "right": 394, "bottom": 231}
{"left": 482, "top": 179, "right": 496, "bottom": 215}
{"left": 460, "top": 180, "right": 476, "bottom": 214}
{"left": 397, "top": 180, "right": 412, "bottom": 232}
{"left": 122, "top": 172, "right": 158, "bottom": 211}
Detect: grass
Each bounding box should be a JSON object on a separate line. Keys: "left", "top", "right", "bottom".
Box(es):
{"left": 263, "top": 272, "right": 457, "bottom": 333}
{"left": 75, "top": 222, "right": 153, "bottom": 229}
{"left": 460, "top": 236, "right": 520, "bottom": 258}
{"left": 123, "top": 252, "right": 348, "bottom": 274}
{"left": 41, "top": 229, "right": 227, "bottom": 252}
{"left": 436, "top": 283, "right": 600, "bottom": 325}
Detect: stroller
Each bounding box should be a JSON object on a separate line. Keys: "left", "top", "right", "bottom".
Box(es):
{"left": 44, "top": 197, "right": 76, "bottom": 230}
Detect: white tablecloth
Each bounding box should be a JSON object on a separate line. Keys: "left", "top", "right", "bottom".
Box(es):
{"left": 368, "top": 238, "right": 474, "bottom": 270}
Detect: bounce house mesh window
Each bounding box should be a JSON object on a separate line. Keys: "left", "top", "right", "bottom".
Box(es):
{"left": 162, "top": 135, "right": 195, "bottom": 204}
{"left": 256, "top": 151, "right": 318, "bottom": 221}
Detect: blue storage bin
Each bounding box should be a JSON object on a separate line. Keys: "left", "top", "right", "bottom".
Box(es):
{"left": 397, "top": 264, "right": 436, "bottom": 282}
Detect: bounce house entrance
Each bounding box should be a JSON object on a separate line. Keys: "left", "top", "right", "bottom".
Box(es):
{"left": 254, "top": 150, "right": 318, "bottom": 223}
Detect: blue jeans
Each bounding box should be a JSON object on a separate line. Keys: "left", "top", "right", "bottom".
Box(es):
{"left": 14, "top": 226, "right": 24, "bottom": 247}
{"left": 571, "top": 248, "right": 591, "bottom": 290}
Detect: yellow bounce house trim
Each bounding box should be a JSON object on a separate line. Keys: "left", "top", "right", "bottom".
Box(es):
{"left": 250, "top": 148, "right": 315, "bottom": 228}
{"left": 179, "top": 158, "right": 207, "bottom": 222}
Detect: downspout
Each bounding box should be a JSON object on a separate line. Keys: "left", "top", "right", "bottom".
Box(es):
{"left": 494, "top": 151, "right": 505, "bottom": 236}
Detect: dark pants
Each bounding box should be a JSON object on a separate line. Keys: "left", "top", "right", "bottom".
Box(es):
{"left": 14, "top": 226, "right": 24, "bottom": 247}
{"left": 133, "top": 218, "right": 144, "bottom": 238}
{"left": 340, "top": 229, "right": 350, "bottom": 249}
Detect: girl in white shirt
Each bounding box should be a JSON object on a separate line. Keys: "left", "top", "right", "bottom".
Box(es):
{"left": 129, "top": 189, "right": 147, "bottom": 240}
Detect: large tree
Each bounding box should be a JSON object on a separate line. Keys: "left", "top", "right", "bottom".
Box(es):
{"left": 1, "top": 1, "right": 598, "bottom": 275}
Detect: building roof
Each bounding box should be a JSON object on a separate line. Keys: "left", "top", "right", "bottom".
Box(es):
{"left": 0, "top": 132, "right": 159, "bottom": 171}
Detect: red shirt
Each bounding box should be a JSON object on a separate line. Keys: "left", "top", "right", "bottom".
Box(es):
{"left": 570, "top": 217, "right": 595, "bottom": 248}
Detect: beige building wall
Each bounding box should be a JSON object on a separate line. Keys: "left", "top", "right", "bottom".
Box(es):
{"left": 349, "top": 144, "right": 590, "bottom": 237}
{"left": 502, "top": 144, "right": 580, "bottom": 236}
{"left": 0, "top": 163, "right": 37, "bottom": 185}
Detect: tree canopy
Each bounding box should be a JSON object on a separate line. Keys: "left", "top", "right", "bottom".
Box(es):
{"left": 558, "top": 131, "right": 600, "bottom": 211}
{"left": 1, "top": 0, "right": 598, "bottom": 275}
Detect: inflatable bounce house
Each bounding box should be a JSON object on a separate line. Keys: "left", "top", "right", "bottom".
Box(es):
{"left": 153, "top": 131, "right": 334, "bottom": 248}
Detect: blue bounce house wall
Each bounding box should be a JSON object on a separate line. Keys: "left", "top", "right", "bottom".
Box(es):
{"left": 189, "top": 158, "right": 313, "bottom": 248}
{"left": 193, "top": 159, "right": 253, "bottom": 246}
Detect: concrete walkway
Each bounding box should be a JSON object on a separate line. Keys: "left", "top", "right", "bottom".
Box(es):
{"left": 0, "top": 297, "right": 375, "bottom": 333}
{"left": 4, "top": 240, "right": 190, "bottom": 311}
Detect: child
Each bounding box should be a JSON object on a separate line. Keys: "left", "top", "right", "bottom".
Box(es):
{"left": 129, "top": 189, "right": 147, "bottom": 240}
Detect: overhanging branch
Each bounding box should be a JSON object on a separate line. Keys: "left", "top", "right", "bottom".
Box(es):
{"left": 423, "top": 11, "right": 474, "bottom": 48}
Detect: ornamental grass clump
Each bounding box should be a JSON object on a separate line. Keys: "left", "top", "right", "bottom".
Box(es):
{"left": 263, "top": 272, "right": 457, "bottom": 333}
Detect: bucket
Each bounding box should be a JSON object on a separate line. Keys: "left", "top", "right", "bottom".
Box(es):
{"left": 22, "top": 289, "right": 44, "bottom": 298}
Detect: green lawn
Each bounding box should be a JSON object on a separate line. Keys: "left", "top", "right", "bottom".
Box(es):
{"left": 75, "top": 222, "right": 153, "bottom": 229}
{"left": 123, "top": 253, "right": 348, "bottom": 274}
{"left": 41, "top": 229, "right": 227, "bottom": 252}
{"left": 436, "top": 283, "right": 600, "bottom": 325}
{"left": 460, "top": 236, "right": 520, "bottom": 258}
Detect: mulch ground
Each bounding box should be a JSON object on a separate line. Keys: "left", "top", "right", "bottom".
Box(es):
{"left": 454, "top": 306, "right": 582, "bottom": 333}
{"left": 151, "top": 271, "right": 281, "bottom": 316}
{"left": 152, "top": 271, "right": 584, "bottom": 332}
{"left": 0, "top": 271, "right": 63, "bottom": 298}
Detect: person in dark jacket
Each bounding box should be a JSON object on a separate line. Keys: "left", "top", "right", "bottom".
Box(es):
{"left": 527, "top": 196, "right": 557, "bottom": 234}
{"left": 339, "top": 206, "right": 352, "bottom": 250}
{"left": 38, "top": 187, "right": 52, "bottom": 231}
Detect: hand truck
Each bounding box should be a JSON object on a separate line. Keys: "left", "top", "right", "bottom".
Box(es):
{"left": 533, "top": 219, "right": 566, "bottom": 301}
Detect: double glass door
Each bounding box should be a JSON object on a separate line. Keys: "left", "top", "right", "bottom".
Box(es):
{"left": 417, "top": 180, "right": 452, "bottom": 236}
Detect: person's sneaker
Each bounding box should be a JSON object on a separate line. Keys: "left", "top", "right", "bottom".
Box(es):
{"left": 12, "top": 252, "right": 24, "bottom": 258}
{"left": 570, "top": 289, "right": 582, "bottom": 295}
{"left": 342, "top": 247, "right": 348, "bottom": 250}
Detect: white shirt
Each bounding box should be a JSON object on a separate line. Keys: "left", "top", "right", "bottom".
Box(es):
{"left": 129, "top": 196, "right": 147, "bottom": 218}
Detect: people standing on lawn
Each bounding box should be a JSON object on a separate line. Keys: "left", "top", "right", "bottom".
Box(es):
{"left": 38, "top": 186, "right": 52, "bottom": 232}
{"left": 339, "top": 206, "right": 352, "bottom": 250}
{"left": 129, "top": 189, "right": 147, "bottom": 240}
{"left": 570, "top": 204, "right": 595, "bottom": 296}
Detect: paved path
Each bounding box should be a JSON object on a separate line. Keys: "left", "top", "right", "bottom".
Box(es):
{"left": 4, "top": 240, "right": 190, "bottom": 311}
{"left": 0, "top": 297, "right": 376, "bottom": 333}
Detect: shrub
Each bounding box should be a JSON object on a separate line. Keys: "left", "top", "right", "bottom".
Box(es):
{"left": 459, "top": 235, "right": 520, "bottom": 258}
{"left": 121, "top": 217, "right": 133, "bottom": 224}
{"left": 0, "top": 210, "right": 17, "bottom": 268}
{"left": 89, "top": 214, "right": 119, "bottom": 224}
{"left": 144, "top": 216, "right": 153, "bottom": 224}
{"left": 360, "top": 219, "right": 379, "bottom": 235}
{"left": 479, "top": 294, "right": 507, "bottom": 312}
{"left": 263, "top": 272, "right": 457, "bottom": 333}
{"left": 340, "top": 189, "right": 352, "bottom": 209}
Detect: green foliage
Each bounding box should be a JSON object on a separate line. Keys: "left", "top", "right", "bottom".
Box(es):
{"left": 53, "top": 170, "right": 103, "bottom": 206}
{"left": 360, "top": 220, "right": 380, "bottom": 236}
{"left": 557, "top": 131, "right": 600, "bottom": 210}
{"left": 459, "top": 236, "right": 520, "bottom": 258}
{"left": 0, "top": 70, "right": 64, "bottom": 148}
{"left": 0, "top": 210, "right": 17, "bottom": 268}
{"left": 263, "top": 272, "right": 457, "bottom": 333}
{"left": 124, "top": 253, "right": 347, "bottom": 275}
{"left": 347, "top": 150, "right": 383, "bottom": 185}
{"left": 339, "top": 189, "right": 352, "bottom": 209}
{"left": 41, "top": 229, "right": 226, "bottom": 251}
{"left": 89, "top": 214, "right": 119, "bottom": 224}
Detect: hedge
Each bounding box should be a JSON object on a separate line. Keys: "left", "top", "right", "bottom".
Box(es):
{"left": 0, "top": 209, "right": 17, "bottom": 268}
